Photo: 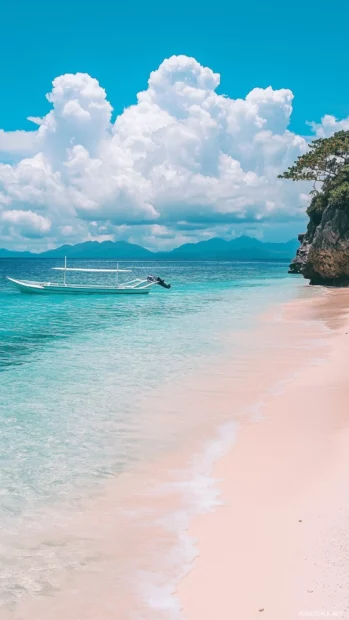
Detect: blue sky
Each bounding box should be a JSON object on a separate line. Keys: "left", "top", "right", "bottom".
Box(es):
{"left": 0, "top": 0, "right": 348, "bottom": 249}
{"left": 1, "top": 0, "right": 347, "bottom": 133}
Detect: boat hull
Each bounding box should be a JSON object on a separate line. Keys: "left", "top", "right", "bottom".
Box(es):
{"left": 7, "top": 278, "right": 151, "bottom": 295}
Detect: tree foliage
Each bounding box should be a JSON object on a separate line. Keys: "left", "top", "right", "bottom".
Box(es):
{"left": 279, "top": 130, "right": 349, "bottom": 218}
{"left": 279, "top": 130, "right": 349, "bottom": 186}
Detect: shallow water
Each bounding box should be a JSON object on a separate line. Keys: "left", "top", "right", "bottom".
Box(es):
{"left": 0, "top": 259, "right": 312, "bottom": 617}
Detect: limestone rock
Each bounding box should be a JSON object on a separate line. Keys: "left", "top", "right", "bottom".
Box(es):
{"left": 288, "top": 233, "right": 309, "bottom": 274}
{"left": 302, "top": 204, "right": 349, "bottom": 285}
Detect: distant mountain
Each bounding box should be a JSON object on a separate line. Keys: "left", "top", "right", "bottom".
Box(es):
{"left": 40, "top": 240, "right": 154, "bottom": 259}
{"left": 0, "top": 240, "right": 153, "bottom": 260}
{"left": 0, "top": 248, "right": 33, "bottom": 258}
{"left": 159, "top": 236, "right": 299, "bottom": 260}
{"left": 0, "top": 236, "right": 299, "bottom": 261}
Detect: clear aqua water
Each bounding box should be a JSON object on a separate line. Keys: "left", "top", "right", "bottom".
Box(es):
{"left": 0, "top": 258, "right": 304, "bottom": 611}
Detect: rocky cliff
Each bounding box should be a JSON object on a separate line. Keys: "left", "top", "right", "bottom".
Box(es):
{"left": 281, "top": 130, "right": 349, "bottom": 286}
{"left": 289, "top": 199, "right": 349, "bottom": 285}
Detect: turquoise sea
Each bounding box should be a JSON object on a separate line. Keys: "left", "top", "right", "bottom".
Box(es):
{"left": 0, "top": 259, "right": 306, "bottom": 618}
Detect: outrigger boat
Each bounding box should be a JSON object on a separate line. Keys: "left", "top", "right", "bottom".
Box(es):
{"left": 7, "top": 258, "right": 171, "bottom": 295}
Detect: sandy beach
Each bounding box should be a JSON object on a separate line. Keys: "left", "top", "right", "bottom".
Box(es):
{"left": 178, "top": 289, "right": 349, "bottom": 620}
{"left": 4, "top": 284, "right": 349, "bottom": 620}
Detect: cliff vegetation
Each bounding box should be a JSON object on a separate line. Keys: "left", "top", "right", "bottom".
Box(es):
{"left": 279, "top": 130, "right": 349, "bottom": 285}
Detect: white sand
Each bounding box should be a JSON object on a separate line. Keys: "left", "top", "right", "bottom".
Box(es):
{"left": 178, "top": 290, "right": 349, "bottom": 620}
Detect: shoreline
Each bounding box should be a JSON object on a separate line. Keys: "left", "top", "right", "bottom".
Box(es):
{"left": 3, "top": 282, "right": 345, "bottom": 620}
{"left": 178, "top": 288, "right": 349, "bottom": 620}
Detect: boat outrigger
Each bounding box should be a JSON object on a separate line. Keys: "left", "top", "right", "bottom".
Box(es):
{"left": 7, "top": 259, "right": 171, "bottom": 295}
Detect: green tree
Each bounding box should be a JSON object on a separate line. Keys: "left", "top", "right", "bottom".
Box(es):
{"left": 279, "top": 130, "right": 349, "bottom": 217}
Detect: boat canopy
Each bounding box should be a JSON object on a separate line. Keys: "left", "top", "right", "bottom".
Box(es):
{"left": 52, "top": 267, "right": 132, "bottom": 273}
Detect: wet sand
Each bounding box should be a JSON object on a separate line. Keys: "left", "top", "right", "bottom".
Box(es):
{"left": 178, "top": 289, "right": 349, "bottom": 620}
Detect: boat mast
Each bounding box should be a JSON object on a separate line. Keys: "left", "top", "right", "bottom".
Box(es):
{"left": 64, "top": 256, "right": 67, "bottom": 286}
{"left": 116, "top": 262, "right": 119, "bottom": 287}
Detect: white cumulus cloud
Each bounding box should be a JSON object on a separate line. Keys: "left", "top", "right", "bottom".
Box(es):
{"left": 1, "top": 209, "right": 51, "bottom": 239}
{"left": 309, "top": 114, "right": 349, "bottom": 138}
{"left": 0, "top": 54, "right": 345, "bottom": 250}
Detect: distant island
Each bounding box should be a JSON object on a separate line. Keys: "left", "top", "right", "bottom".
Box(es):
{"left": 0, "top": 236, "right": 299, "bottom": 262}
